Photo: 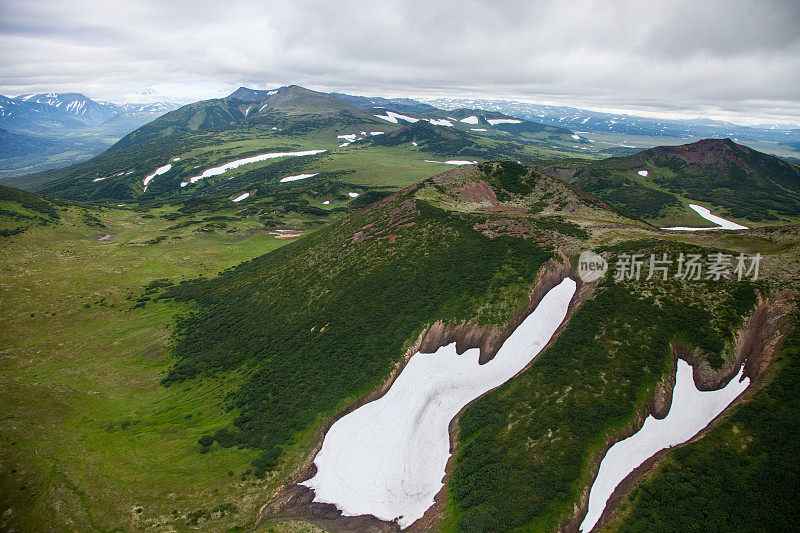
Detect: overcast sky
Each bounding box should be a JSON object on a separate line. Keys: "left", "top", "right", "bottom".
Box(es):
{"left": 1, "top": 0, "right": 798, "bottom": 125}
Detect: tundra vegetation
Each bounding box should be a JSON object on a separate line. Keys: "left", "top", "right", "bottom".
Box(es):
{"left": 1, "top": 130, "right": 799, "bottom": 532}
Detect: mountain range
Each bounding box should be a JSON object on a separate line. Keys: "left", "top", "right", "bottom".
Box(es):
{"left": 0, "top": 92, "right": 178, "bottom": 177}
{"left": 423, "top": 97, "right": 800, "bottom": 144}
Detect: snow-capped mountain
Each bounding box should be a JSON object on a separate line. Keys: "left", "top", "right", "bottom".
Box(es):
{"left": 0, "top": 92, "right": 179, "bottom": 177}
{"left": 4, "top": 92, "right": 178, "bottom": 130}
{"left": 421, "top": 98, "right": 800, "bottom": 143}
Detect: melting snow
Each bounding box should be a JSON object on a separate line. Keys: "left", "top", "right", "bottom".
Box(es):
{"left": 142, "top": 163, "right": 172, "bottom": 191}
{"left": 303, "top": 279, "right": 576, "bottom": 529}
{"left": 412, "top": 142, "right": 418, "bottom": 146}
{"left": 471, "top": 128, "right": 488, "bottom": 131}
{"left": 370, "top": 131, "right": 385, "bottom": 136}
{"left": 424, "top": 160, "right": 478, "bottom": 165}
{"left": 426, "top": 118, "right": 453, "bottom": 127}
{"left": 322, "top": 200, "right": 330, "bottom": 205}
{"left": 638, "top": 170, "right": 648, "bottom": 176}
{"left": 232, "top": 192, "right": 250, "bottom": 202}
{"left": 348, "top": 192, "right": 360, "bottom": 198}
{"left": 580, "top": 360, "right": 749, "bottom": 532}
{"left": 487, "top": 118, "right": 522, "bottom": 125}
{"left": 460, "top": 115, "right": 479, "bottom": 124}
{"left": 180, "top": 150, "right": 326, "bottom": 186}
{"left": 662, "top": 204, "right": 749, "bottom": 231}
{"left": 92, "top": 177, "right": 106, "bottom": 182}
{"left": 279, "top": 173, "right": 319, "bottom": 183}
{"left": 572, "top": 134, "right": 581, "bottom": 140}
{"left": 338, "top": 134, "right": 358, "bottom": 141}
{"left": 374, "top": 111, "right": 419, "bottom": 124}
{"left": 172, "top": 157, "right": 181, "bottom": 162}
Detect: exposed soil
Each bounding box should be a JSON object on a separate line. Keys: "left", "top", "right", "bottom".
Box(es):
{"left": 563, "top": 290, "right": 796, "bottom": 533}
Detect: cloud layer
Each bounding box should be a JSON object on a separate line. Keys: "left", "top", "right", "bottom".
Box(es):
{"left": 1, "top": 0, "right": 798, "bottom": 124}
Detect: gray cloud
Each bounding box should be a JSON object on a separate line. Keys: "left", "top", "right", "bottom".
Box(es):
{"left": 1, "top": 0, "right": 798, "bottom": 124}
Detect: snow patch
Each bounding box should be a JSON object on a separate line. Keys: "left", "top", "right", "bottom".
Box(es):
{"left": 425, "top": 118, "right": 453, "bottom": 127}
{"left": 142, "top": 163, "right": 172, "bottom": 191}
{"left": 322, "top": 200, "right": 330, "bottom": 205}
{"left": 412, "top": 141, "right": 418, "bottom": 146}
{"left": 303, "top": 279, "right": 576, "bottom": 528}
{"left": 460, "top": 115, "right": 479, "bottom": 124}
{"left": 471, "top": 128, "right": 487, "bottom": 132}
{"left": 487, "top": 118, "right": 522, "bottom": 125}
{"left": 232, "top": 192, "right": 250, "bottom": 202}
{"left": 572, "top": 134, "right": 581, "bottom": 140}
{"left": 580, "top": 360, "right": 749, "bottom": 532}
{"left": 662, "top": 204, "right": 749, "bottom": 231}
{"left": 370, "top": 131, "right": 385, "bottom": 136}
{"left": 373, "top": 111, "right": 419, "bottom": 124}
{"left": 182, "top": 150, "right": 326, "bottom": 186}
{"left": 348, "top": 192, "right": 360, "bottom": 198}
{"left": 92, "top": 177, "right": 106, "bottom": 182}
{"left": 279, "top": 173, "right": 319, "bottom": 183}
{"left": 424, "top": 160, "right": 478, "bottom": 165}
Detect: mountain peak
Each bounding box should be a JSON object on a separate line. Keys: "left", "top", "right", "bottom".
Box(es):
{"left": 227, "top": 86, "right": 280, "bottom": 102}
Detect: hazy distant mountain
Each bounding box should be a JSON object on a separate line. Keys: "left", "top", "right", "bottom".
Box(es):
{"left": 0, "top": 92, "right": 178, "bottom": 177}
{"left": 423, "top": 97, "right": 800, "bottom": 143}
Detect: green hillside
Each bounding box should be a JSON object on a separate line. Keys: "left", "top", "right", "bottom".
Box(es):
{"left": 538, "top": 138, "right": 800, "bottom": 226}
{"left": 4, "top": 86, "right": 595, "bottom": 202}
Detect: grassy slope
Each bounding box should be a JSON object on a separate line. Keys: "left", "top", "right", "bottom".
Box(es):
{"left": 0, "top": 205, "right": 311, "bottom": 531}
{"left": 161, "top": 184, "right": 555, "bottom": 472}
{"left": 604, "top": 306, "right": 800, "bottom": 532}
{"left": 537, "top": 139, "right": 800, "bottom": 227}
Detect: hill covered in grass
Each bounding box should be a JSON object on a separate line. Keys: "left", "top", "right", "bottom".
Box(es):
{"left": 538, "top": 138, "right": 800, "bottom": 226}
{"left": 160, "top": 163, "right": 626, "bottom": 473}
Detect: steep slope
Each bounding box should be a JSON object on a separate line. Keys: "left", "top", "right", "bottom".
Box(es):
{"left": 538, "top": 138, "right": 800, "bottom": 225}
{"left": 160, "top": 164, "right": 634, "bottom": 477}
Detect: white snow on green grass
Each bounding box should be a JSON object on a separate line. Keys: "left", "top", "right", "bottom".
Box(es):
{"left": 580, "top": 360, "right": 749, "bottom": 532}
{"left": 179, "top": 150, "right": 326, "bottom": 187}
{"left": 662, "top": 204, "right": 749, "bottom": 231}
{"left": 231, "top": 192, "right": 250, "bottom": 202}
{"left": 424, "top": 159, "right": 478, "bottom": 165}
{"left": 302, "top": 279, "right": 576, "bottom": 529}
{"left": 460, "top": 115, "right": 479, "bottom": 124}
{"left": 487, "top": 118, "right": 522, "bottom": 125}
{"left": 374, "top": 111, "right": 419, "bottom": 124}
{"left": 279, "top": 173, "right": 319, "bottom": 183}
{"left": 142, "top": 163, "right": 172, "bottom": 191}
{"left": 638, "top": 170, "right": 648, "bottom": 176}
{"left": 426, "top": 118, "right": 453, "bottom": 127}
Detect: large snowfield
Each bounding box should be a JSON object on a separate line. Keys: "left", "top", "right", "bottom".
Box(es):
{"left": 579, "top": 360, "right": 750, "bottom": 532}
{"left": 302, "top": 278, "right": 577, "bottom": 528}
